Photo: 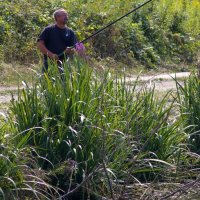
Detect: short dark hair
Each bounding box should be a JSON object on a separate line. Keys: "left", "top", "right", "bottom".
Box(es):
{"left": 53, "top": 8, "right": 67, "bottom": 21}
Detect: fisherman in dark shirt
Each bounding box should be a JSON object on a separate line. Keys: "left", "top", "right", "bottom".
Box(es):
{"left": 37, "top": 8, "right": 77, "bottom": 72}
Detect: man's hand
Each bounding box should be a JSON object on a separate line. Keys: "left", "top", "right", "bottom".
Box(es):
{"left": 37, "top": 40, "right": 59, "bottom": 60}
{"left": 48, "top": 52, "right": 59, "bottom": 60}
{"left": 66, "top": 47, "right": 76, "bottom": 55}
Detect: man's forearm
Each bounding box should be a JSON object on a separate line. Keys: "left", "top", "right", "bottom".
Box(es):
{"left": 38, "top": 41, "right": 51, "bottom": 55}
{"left": 37, "top": 41, "right": 58, "bottom": 60}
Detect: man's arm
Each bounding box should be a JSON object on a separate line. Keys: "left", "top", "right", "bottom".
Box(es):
{"left": 37, "top": 40, "right": 59, "bottom": 60}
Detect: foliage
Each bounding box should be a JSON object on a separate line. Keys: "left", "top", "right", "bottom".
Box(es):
{"left": 0, "top": 0, "right": 53, "bottom": 62}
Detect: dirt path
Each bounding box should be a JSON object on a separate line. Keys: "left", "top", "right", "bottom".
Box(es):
{"left": 0, "top": 86, "right": 20, "bottom": 104}
{"left": 0, "top": 86, "right": 21, "bottom": 92}
{"left": 126, "top": 72, "right": 190, "bottom": 81}
{"left": 0, "top": 72, "right": 190, "bottom": 104}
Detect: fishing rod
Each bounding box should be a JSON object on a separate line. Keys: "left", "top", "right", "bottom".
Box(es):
{"left": 59, "top": 0, "right": 154, "bottom": 56}
{"left": 80, "top": 0, "right": 154, "bottom": 44}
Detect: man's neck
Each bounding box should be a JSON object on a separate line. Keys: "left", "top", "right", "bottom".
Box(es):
{"left": 56, "top": 23, "right": 66, "bottom": 29}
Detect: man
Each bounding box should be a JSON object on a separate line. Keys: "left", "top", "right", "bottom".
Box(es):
{"left": 37, "top": 8, "right": 77, "bottom": 71}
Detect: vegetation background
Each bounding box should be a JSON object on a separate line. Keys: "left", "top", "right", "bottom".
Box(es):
{"left": 0, "top": 0, "right": 199, "bottom": 69}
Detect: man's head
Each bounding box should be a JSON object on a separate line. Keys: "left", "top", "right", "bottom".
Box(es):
{"left": 53, "top": 8, "right": 68, "bottom": 24}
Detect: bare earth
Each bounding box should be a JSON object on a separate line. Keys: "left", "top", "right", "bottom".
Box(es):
{"left": 126, "top": 71, "right": 190, "bottom": 91}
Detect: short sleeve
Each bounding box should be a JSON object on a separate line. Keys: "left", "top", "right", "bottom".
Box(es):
{"left": 37, "top": 27, "right": 48, "bottom": 42}
{"left": 68, "top": 30, "right": 77, "bottom": 47}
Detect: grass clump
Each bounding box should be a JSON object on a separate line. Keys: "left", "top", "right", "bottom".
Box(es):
{"left": 0, "top": 126, "right": 60, "bottom": 199}
{"left": 176, "top": 72, "right": 200, "bottom": 154}
{"left": 3, "top": 58, "right": 197, "bottom": 198}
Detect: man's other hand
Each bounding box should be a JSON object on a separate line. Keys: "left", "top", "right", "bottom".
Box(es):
{"left": 66, "top": 47, "right": 76, "bottom": 55}
{"left": 48, "top": 52, "right": 59, "bottom": 60}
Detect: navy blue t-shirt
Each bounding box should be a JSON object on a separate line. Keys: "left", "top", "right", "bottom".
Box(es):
{"left": 38, "top": 24, "right": 77, "bottom": 60}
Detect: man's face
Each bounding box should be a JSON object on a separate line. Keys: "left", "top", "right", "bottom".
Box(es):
{"left": 57, "top": 11, "right": 68, "bottom": 24}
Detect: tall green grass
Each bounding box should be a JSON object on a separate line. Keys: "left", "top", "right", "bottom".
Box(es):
{"left": 176, "top": 72, "right": 200, "bottom": 154}
{"left": 7, "top": 59, "right": 190, "bottom": 198}
{"left": 0, "top": 127, "right": 60, "bottom": 199}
